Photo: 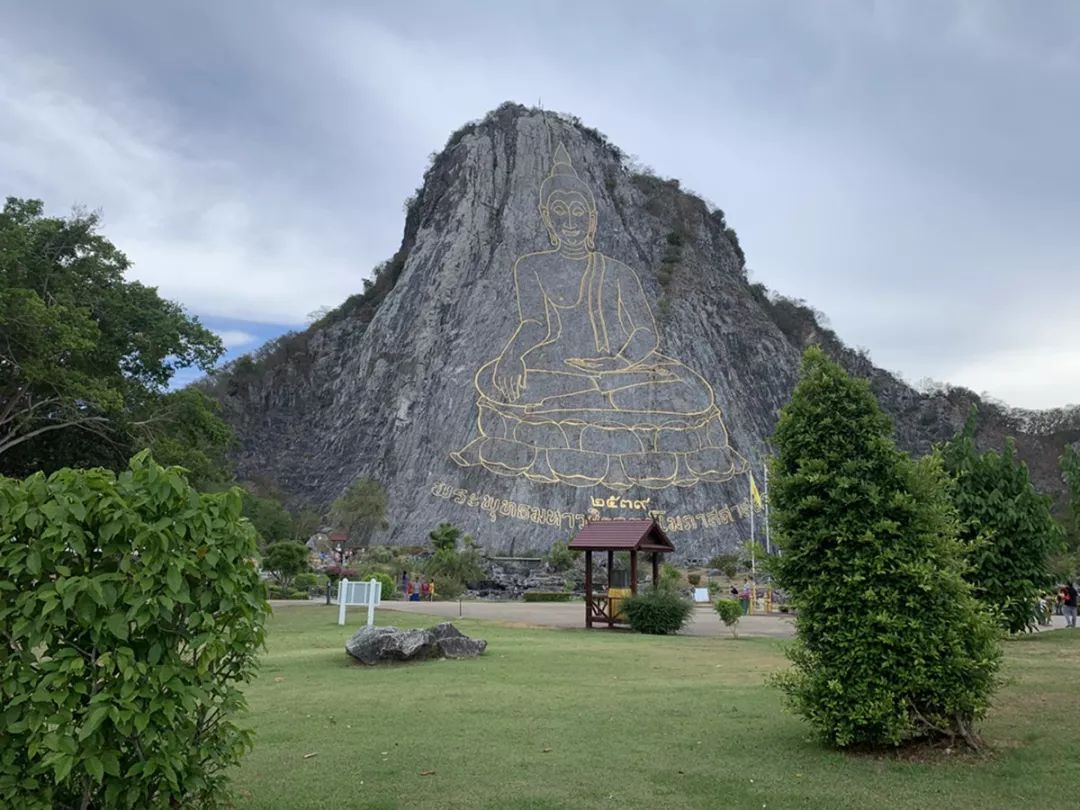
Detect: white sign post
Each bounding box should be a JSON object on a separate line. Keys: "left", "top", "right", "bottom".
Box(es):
{"left": 336, "top": 578, "right": 382, "bottom": 626}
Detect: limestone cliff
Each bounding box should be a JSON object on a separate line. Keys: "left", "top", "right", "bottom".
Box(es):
{"left": 205, "top": 103, "right": 1078, "bottom": 558}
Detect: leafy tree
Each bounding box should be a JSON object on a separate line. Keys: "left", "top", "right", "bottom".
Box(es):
{"left": 330, "top": 479, "right": 389, "bottom": 548}
{"left": 546, "top": 541, "right": 575, "bottom": 571}
{"left": 262, "top": 542, "right": 309, "bottom": 590}
{"left": 241, "top": 491, "right": 296, "bottom": 547}
{"left": 291, "top": 507, "right": 322, "bottom": 543}
{"left": 1060, "top": 445, "right": 1080, "bottom": 551}
{"left": 429, "top": 521, "right": 462, "bottom": 552}
{"left": 0, "top": 198, "right": 225, "bottom": 476}
{"left": 770, "top": 347, "right": 1000, "bottom": 749}
{"left": 0, "top": 451, "right": 268, "bottom": 808}
{"left": 136, "top": 388, "right": 235, "bottom": 491}
{"left": 422, "top": 522, "right": 484, "bottom": 591}
{"left": 942, "top": 413, "right": 1062, "bottom": 633}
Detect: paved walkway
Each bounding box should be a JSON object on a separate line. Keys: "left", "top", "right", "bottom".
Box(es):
{"left": 274, "top": 599, "right": 1075, "bottom": 638}
{"left": 381, "top": 599, "right": 799, "bottom": 638}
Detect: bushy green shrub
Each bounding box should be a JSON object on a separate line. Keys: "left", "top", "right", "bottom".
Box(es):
{"left": 713, "top": 599, "right": 742, "bottom": 638}
{"left": 292, "top": 572, "right": 319, "bottom": 592}
{"left": 942, "top": 414, "right": 1061, "bottom": 633}
{"left": 621, "top": 589, "right": 693, "bottom": 635}
{"left": 770, "top": 348, "right": 1000, "bottom": 749}
{"left": 266, "top": 591, "right": 308, "bottom": 604}
{"left": 0, "top": 452, "right": 269, "bottom": 808}
{"left": 547, "top": 541, "right": 575, "bottom": 571}
{"left": 431, "top": 575, "right": 465, "bottom": 600}
{"left": 708, "top": 553, "right": 739, "bottom": 578}
{"left": 359, "top": 570, "right": 398, "bottom": 601}
{"left": 261, "top": 541, "right": 308, "bottom": 589}
{"left": 686, "top": 573, "right": 702, "bottom": 587}
{"left": 659, "top": 562, "right": 683, "bottom": 591}
{"left": 366, "top": 545, "right": 397, "bottom": 564}
{"left": 523, "top": 591, "right": 573, "bottom": 602}
{"left": 423, "top": 548, "right": 485, "bottom": 585}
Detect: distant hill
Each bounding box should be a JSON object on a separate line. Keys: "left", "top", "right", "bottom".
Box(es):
{"left": 203, "top": 103, "right": 1079, "bottom": 557}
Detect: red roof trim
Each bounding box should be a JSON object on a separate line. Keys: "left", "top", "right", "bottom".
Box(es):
{"left": 567, "top": 519, "right": 675, "bottom": 553}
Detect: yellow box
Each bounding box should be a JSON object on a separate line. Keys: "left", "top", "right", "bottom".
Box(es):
{"left": 608, "top": 587, "right": 633, "bottom": 620}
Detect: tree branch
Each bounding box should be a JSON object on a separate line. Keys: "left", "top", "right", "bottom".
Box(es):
{"left": 0, "top": 415, "right": 111, "bottom": 457}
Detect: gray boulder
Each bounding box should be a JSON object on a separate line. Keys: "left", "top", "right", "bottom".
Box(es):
{"left": 345, "top": 626, "right": 437, "bottom": 665}
{"left": 430, "top": 622, "right": 465, "bottom": 641}
{"left": 437, "top": 636, "right": 488, "bottom": 659}
{"left": 431, "top": 622, "right": 488, "bottom": 658}
{"left": 346, "top": 623, "right": 486, "bottom": 665}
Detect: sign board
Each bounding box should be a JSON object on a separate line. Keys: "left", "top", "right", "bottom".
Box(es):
{"left": 693, "top": 587, "right": 711, "bottom": 603}
{"left": 336, "top": 578, "right": 382, "bottom": 626}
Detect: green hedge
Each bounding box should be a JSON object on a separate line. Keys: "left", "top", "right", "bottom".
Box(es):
{"left": 621, "top": 589, "right": 693, "bottom": 634}
{"left": 0, "top": 452, "right": 269, "bottom": 808}
{"left": 523, "top": 591, "right": 574, "bottom": 602}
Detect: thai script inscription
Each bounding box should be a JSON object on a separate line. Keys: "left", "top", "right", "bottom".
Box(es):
{"left": 429, "top": 481, "right": 759, "bottom": 535}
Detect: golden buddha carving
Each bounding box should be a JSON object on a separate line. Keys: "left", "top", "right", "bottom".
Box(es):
{"left": 451, "top": 143, "right": 746, "bottom": 491}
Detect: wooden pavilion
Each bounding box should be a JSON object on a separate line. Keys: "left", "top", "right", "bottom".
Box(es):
{"left": 567, "top": 518, "right": 675, "bottom": 629}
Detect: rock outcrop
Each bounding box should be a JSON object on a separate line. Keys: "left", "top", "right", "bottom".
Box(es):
{"left": 345, "top": 623, "right": 487, "bottom": 665}
{"left": 207, "top": 103, "right": 1078, "bottom": 558}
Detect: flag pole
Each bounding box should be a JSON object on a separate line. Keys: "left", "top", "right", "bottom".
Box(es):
{"left": 749, "top": 468, "right": 755, "bottom": 548}
{"left": 764, "top": 463, "right": 771, "bottom": 555}
{"left": 749, "top": 469, "right": 756, "bottom": 613}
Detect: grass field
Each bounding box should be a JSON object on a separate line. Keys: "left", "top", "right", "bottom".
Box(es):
{"left": 233, "top": 605, "right": 1080, "bottom": 809}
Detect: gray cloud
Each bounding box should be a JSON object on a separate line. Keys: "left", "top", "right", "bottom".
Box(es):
{"left": 1, "top": 0, "right": 1076, "bottom": 408}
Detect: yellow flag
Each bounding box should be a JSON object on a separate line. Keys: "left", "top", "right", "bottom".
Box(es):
{"left": 750, "top": 474, "right": 764, "bottom": 511}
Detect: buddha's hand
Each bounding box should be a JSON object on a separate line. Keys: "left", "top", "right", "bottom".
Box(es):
{"left": 565, "top": 356, "right": 629, "bottom": 373}
{"left": 493, "top": 355, "right": 527, "bottom": 402}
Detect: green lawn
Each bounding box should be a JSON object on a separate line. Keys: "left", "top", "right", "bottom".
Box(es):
{"left": 233, "top": 605, "right": 1080, "bottom": 809}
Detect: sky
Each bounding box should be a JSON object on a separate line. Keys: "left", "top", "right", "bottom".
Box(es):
{"left": 2, "top": 0, "right": 1078, "bottom": 409}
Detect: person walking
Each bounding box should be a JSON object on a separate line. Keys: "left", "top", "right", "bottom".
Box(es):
{"left": 739, "top": 580, "right": 751, "bottom": 616}
{"left": 1063, "top": 581, "right": 1078, "bottom": 628}
{"left": 400, "top": 570, "right": 409, "bottom": 600}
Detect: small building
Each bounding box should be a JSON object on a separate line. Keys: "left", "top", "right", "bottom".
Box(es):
{"left": 567, "top": 519, "right": 675, "bottom": 629}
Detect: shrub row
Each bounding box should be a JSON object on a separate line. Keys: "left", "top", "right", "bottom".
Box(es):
{"left": 523, "top": 591, "right": 574, "bottom": 602}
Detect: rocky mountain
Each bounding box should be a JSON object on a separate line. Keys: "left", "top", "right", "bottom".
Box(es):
{"left": 204, "top": 103, "right": 1079, "bottom": 558}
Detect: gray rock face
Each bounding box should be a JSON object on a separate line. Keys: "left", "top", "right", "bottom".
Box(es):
{"left": 210, "top": 103, "right": 1077, "bottom": 558}
{"left": 345, "top": 623, "right": 487, "bottom": 665}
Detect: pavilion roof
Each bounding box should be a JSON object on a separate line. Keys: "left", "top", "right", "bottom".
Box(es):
{"left": 567, "top": 519, "right": 675, "bottom": 553}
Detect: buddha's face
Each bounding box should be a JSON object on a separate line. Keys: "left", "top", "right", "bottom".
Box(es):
{"left": 541, "top": 191, "right": 595, "bottom": 249}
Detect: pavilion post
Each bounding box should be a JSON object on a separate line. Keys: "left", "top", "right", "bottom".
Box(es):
{"left": 606, "top": 550, "right": 614, "bottom": 627}
{"left": 585, "top": 550, "right": 593, "bottom": 629}
{"left": 652, "top": 552, "right": 659, "bottom": 590}
{"left": 630, "top": 549, "right": 638, "bottom": 596}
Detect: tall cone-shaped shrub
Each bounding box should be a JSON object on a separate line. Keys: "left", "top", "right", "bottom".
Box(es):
{"left": 769, "top": 348, "right": 999, "bottom": 749}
